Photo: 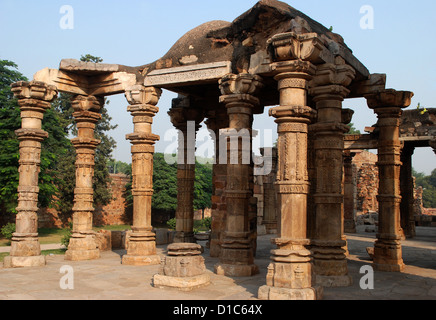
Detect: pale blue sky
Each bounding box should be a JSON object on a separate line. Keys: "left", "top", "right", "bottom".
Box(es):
{"left": 1, "top": 0, "right": 435, "bottom": 173}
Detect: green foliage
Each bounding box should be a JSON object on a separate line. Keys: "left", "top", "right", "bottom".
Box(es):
{"left": 0, "top": 223, "right": 16, "bottom": 240}
{"left": 194, "top": 161, "right": 212, "bottom": 210}
{"left": 61, "top": 222, "right": 73, "bottom": 247}
{"left": 416, "top": 103, "right": 429, "bottom": 115}
{"left": 166, "top": 217, "right": 211, "bottom": 234}
{"left": 152, "top": 153, "right": 178, "bottom": 211}
{"left": 0, "top": 60, "right": 27, "bottom": 215}
{"left": 108, "top": 160, "right": 132, "bottom": 175}
{"left": 166, "top": 218, "right": 176, "bottom": 230}
{"left": 414, "top": 168, "right": 436, "bottom": 208}
{"left": 346, "top": 123, "right": 361, "bottom": 135}
{"left": 0, "top": 56, "right": 117, "bottom": 223}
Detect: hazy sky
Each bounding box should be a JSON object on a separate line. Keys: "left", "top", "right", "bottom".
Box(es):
{"left": 1, "top": 0, "right": 435, "bottom": 174}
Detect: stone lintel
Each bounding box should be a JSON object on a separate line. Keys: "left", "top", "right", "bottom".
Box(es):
{"left": 34, "top": 67, "right": 137, "bottom": 97}
{"left": 348, "top": 73, "right": 386, "bottom": 98}
{"left": 144, "top": 61, "right": 232, "bottom": 87}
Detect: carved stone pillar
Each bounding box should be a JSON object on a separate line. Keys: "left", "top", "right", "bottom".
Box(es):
{"left": 4, "top": 81, "right": 57, "bottom": 268}
{"left": 343, "top": 150, "right": 357, "bottom": 234}
{"left": 153, "top": 243, "right": 210, "bottom": 291}
{"left": 168, "top": 97, "right": 204, "bottom": 243}
{"left": 214, "top": 73, "right": 262, "bottom": 277}
{"left": 400, "top": 145, "right": 416, "bottom": 239}
{"left": 258, "top": 32, "right": 322, "bottom": 300}
{"left": 122, "top": 85, "right": 162, "bottom": 266}
{"left": 205, "top": 109, "right": 229, "bottom": 257}
{"left": 65, "top": 95, "right": 102, "bottom": 261}
{"left": 309, "top": 63, "right": 355, "bottom": 287}
{"left": 261, "top": 147, "right": 278, "bottom": 234}
{"left": 366, "top": 89, "right": 413, "bottom": 272}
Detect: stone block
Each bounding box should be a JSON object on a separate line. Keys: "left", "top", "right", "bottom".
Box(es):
{"left": 153, "top": 273, "right": 210, "bottom": 292}
{"left": 258, "top": 285, "right": 323, "bottom": 300}
{"left": 3, "top": 255, "right": 46, "bottom": 268}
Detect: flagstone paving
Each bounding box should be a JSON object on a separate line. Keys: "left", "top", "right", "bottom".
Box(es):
{"left": 0, "top": 226, "right": 435, "bottom": 300}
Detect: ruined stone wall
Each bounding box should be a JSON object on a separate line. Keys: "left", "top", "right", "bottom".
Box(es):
{"left": 37, "top": 173, "right": 131, "bottom": 229}
{"left": 93, "top": 174, "right": 131, "bottom": 226}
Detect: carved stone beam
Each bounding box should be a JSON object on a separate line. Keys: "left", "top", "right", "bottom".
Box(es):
{"left": 34, "top": 66, "right": 137, "bottom": 96}
{"left": 348, "top": 73, "right": 387, "bottom": 98}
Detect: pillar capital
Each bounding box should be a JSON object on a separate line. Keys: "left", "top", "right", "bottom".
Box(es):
{"left": 168, "top": 97, "right": 204, "bottom": 131}
{"left": 219, "top": 73, "right": 263, "bottom": 97}
{"left": 311, "top": 63, "right": 356, "bottom": 88}
{"left": 366, "top": 89, "right": 414, "bottom": 111}
{"left": 11, "top": 80, "right": 58, "bottom": 102}
{"left": 309, "top": 64, "right": 356, "bottom": 102}
{"left": 125, "top": 85, "right": 162, "bottom": 106}
{"left": 269, "top": 105, "right": 316, "bottom": 124}
{"left": 267, "top": 32, "right": 324, "bottom": 63}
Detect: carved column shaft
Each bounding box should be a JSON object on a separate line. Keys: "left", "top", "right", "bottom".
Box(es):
{"left": 5, "top": 81, "right": 57, "bottom": 268}
{"left": 309, "top": 64, "right": 355, "bottom": 287}
{"left": 366, "top": 89, "right": 413, "bottom": 272}
{"left": 261, "top": 147, "right": 279, "bottom": 234}
{"left": 214, "top": 73, "right": 262, "bottom": 277}
{"left": 205, "top": 109, "right": 229, "bottom": 257}
{"left": 343, "top": 150, "right": 357, "bottom": 233}
{"left": 169, "top": 97, "right": 203, "bottom": 243}
{"left": 400, "top": 145, "right": 416, "bottom": 239}
{"left": 122, "top": 85, "right": 161, "bottom": 266}
{"left": 65, "top": 95, "right": 102, "bottom": 261}
{"left": 260, "top": 61, "right": 320, "bottom": 299}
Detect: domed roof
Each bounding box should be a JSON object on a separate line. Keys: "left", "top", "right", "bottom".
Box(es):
{"left": 140, "top": 0, "right": 355, "bottom": 75}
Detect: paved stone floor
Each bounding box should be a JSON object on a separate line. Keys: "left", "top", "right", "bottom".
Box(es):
{"left": 0, "top": 226, "right": 435, "bottom": 300}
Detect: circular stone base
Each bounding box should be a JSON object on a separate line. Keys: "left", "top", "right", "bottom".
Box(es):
{"left": 65, "top": 249, "right": 100, "bottom": 261}
{"left": 3, "top": 255, "right": 47, "bottom": 268}
{"left": 258, "top": 285, "right": 323, "bottom": 300}
{"left": 122, "top": 254, "right": 161, "bottom": 266}
{"left": 153, "top": 273, "right": 211, "bottom": 291}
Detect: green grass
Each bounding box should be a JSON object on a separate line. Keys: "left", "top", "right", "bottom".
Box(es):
{"left": 0, "top": 225, "right": 132, "bottom": 247}
{"left": 0, "top": 249, "right": 67, "bottom": 263}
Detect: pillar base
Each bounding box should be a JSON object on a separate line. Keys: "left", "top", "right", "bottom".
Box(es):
{"left": 258, "top": 285, "right": 323, "bottom": 300}
{"left": 65, "top": 249, "right": 100, "bottom": 261}
{"left": 373, "top": 239, "right": 405, "bottom": 272}
{"left": 122, "top": 254, "right": 161, "bottom": 266}
{"left": 214, "top": 263, "right": 259, "bottom": 277}
{"left": 3, "top": 255, "right": 46, "bottom": 268}
{"left": 122, "top": 231, "right": 161, "bottom": 266}
{"left": 65, "top": 233, "right": 100, "bottom": 261}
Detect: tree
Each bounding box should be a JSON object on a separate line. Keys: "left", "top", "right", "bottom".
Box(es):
{"left": 0, "top": 60, "right": 26, "bottom": 216}
{"left": 0, "top": 59, "right": 73, "bottom": 221}
{"left": 123, "top": 153, "right": 214, "bottom": 216}
{"left": 414, "top": 168, "right": 436, "bottom": 208}
{"left": 346, "top": 123, "right": 361, "bottom": 135}
{"left": 194, "top": 160, "right": 212, "bottom": 211}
